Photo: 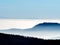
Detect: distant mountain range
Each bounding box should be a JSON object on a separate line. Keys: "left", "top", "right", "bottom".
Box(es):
{"left": 26, "top": 22, "right": 60, "bottom": 31}
{"left": 34, "top": 22, "right": 60, "bottom": 28}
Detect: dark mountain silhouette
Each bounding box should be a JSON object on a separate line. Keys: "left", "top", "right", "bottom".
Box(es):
{"left": 34, "top": 22, "right": 60, "bottom": 27}
{"left": 26, "top": 22, "right": 60, "bottom": 31}
{"left": 0, "top": 33, "right": 60, "bottom": 45}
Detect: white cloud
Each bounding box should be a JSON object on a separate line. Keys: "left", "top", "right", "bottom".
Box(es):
{"left": 0, "top": 19, "right": 60, "bottom": 30}
{"left": 0, "top": 19, "right": 41, "bottom": 30}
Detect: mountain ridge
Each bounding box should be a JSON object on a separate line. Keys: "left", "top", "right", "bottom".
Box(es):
{"left": 0, "top": 33, "right": 60, "bottom": 45}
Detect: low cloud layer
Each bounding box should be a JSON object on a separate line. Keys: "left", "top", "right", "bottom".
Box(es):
{"left": 0, "top": 19, "right": 60, "bottom": 30}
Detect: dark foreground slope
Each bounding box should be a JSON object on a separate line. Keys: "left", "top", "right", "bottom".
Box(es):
{"left": 0, "top": 33, "right": 60, "bottom": 45}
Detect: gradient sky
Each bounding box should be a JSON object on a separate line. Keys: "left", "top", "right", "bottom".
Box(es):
{"left": 0, "top": 0, "right": 60, "bottom": 19}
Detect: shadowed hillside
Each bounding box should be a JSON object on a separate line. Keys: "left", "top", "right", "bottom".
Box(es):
{"left": 26, "top": 22, "right": 60, "bottom": 31}
{"left": 34, "top": 22, "right": 60, "bottom": 28}
{"left": 0, "top": 33, "right": 60, "bottom": 45}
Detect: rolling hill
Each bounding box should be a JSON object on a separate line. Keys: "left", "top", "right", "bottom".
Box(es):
{"left": 0, "top": 33, "right": 60, "bottom": 45}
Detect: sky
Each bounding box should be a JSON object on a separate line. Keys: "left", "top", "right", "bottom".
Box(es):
{"left": 0, "top": 0, "right": 60, "bottom": 19}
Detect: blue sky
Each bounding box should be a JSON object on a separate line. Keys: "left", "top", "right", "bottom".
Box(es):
{"left": 0, "top": 0, "right": 60, "bottom": 19}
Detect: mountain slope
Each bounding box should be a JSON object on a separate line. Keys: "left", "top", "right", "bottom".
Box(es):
{"left": 26, "top": 22, "right": 60, "bottom": 31}
{"left": 0, "top": 33, "right": 60, "bottom": 45}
